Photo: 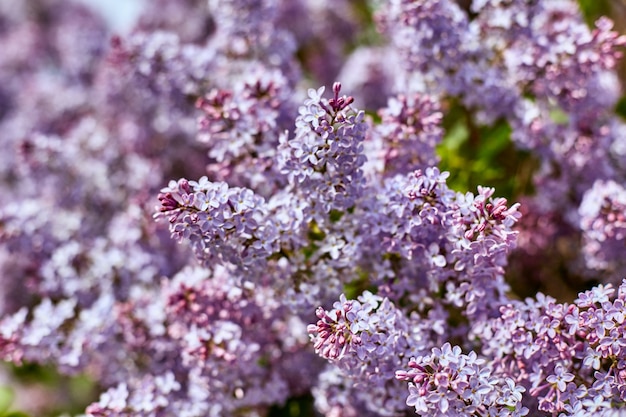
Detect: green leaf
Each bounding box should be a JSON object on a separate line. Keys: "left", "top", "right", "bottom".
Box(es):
{"left": 0, "top": 387, "right": 12, "bottom": 414}
{"left": 268, "top": 394, "right": 315, "bottom": 417}
{"left": 438, "top": 102, "right": 536, "bottom": 199}
{"left": 328, "top": 209, "right": 344, "bottom": 223}
{"left": 615, "top": 95, "right": 626, "bottom": 119}
{"left": 549, "top": 107, "right": 569, "bottom": 125}
{"left": 2, "top": 412, "right": 31, "bottom": 417}
{"left": 440, "top": 119, "right": 469, "bottom": 151}
{"left": 577, "top": 0, "right": 611, "bottom": 26}
{"left": 476, "top": 122, "right": 512, "bottom": 160}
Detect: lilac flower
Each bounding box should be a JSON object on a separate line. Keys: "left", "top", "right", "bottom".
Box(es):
{"left": 579, "top": 179, "right": 626, "bottom": 282}
{"left": 155, "top": 176, "right": 282, "bottom": 270}
{"left": 336, "top": 47, "right": 397, "bottom": 111}
{"left": 207, "top": 0, "right": 299, "bottom": 82}
{"left": 86, "top": 383, "right": 129, "bottom": 415}
{"left": 396, "top": 343, "right": 528, "bottom": 416}
{"left": 547, "top": 365, "right": 576, "bottom": 392}
{"left": 195, "top": 68, "right": 295, "bottom": 192}
{"left": 373, "top": 93, "right": 444, "bottom": 177}
{"left": 278, "top": 82, "right": 367, "bottom": 220}
{"left": 308, "top": 292, "right": 429, "bottom": 414}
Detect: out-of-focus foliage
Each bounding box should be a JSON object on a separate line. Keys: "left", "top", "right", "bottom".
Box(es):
{"left": 578, "top": 0, "right": 612, "bottom": 25}
{"left": 437, "top": 103, "right": 536, "bottom": 201}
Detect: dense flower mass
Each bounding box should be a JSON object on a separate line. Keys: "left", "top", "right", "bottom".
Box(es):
{"left": 1, "top": 0, "right": 626, "bottom": 416}
{"left": 396, "top": 343, "right": 528, "bottom": 416}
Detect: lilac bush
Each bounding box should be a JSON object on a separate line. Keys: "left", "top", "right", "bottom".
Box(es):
{"left": 1, "top": 0, "right": 626, "bottom": 416}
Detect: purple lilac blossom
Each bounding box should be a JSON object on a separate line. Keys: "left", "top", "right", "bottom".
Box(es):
{"left": 276, "top": 0, "right": 365, "bottom": 86}
{"left": 308, "top": 291, "right": 431, "bottom": 415}
{"left": 378, "top": 0, "right": 626, "bottom": 289}
{"left": 396, "top": 343, "right": 528, "bottom": 416}
{"left": 336, "top": 47, "right": 397, "bottom": 112}
{"left": 195, "top": 67, "right": 295, "bottom": 193}
{"left": 579, "top": 180, "right": 626, "bottom": 282}
{"left": 472, "top": 281, "right": 626, "bottom": 414}
{"left": 355, "top": 168, "right": 520, "bottom": 320}
{"left": 155, "top": 177, "right": 281, "bottom": 271}
{"left": 374, "top": 92, "right": 444, "bottom": 177}
{"left": 278, "top": 83, "right": 368, "bottom": 220}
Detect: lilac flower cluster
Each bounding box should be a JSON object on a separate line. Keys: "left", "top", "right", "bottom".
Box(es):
{"left": 355, "top": 168, "right": 520, "bottom": 321}
{"left": 1, "top": 0, "right": 626, "bottom": 416}
{"left": 380, "top": 0, "right": 626, "bottom": 290}
{"left": 579, "top": 180, "right": 626, "bottom": 282}
{"left": 156, "top": 177, "right": 280, "bottom": 270}
{"left": 308, "top": 292, "right": 426, "bottom": 415}
{"left": 278, "top": 82, "right": 368, "bottom": 218}
{"left": 396, "top": 343, "right": 528, "bottom": 416}
{"left": 474, "top": 281, "right": 626, "bottom": 415}
{"left": 195, "top": 68, "right": 294, "bottom": 190}
{"left": 372, "top": 93, "right": 443, "bottom": 177}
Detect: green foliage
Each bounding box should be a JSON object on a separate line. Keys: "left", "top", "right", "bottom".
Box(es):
{"left": 0, "top": 386, "right": 31, "bottom": 417}
{"left": 616, "top": 95, "right": 626, "bottom": 120}
{"left": 0, "top": 388, "right": 13, "bottom": 415}
{"left": 344, "top": 267, "right": 377, "bottom": 300}
{"left": 268, "top": 394, "right": 315, "bottom": 417}
{"left": 9, "top": 362, "right": 58, "bottom": 385}
{"left": 578, "top": 0, "right": 612, "bottom": 26}
{"left": 437, "top": 103, "right": 536, "bottom": 201}
{"left": 3, "top": 363, "right": 97, "bottom": 417}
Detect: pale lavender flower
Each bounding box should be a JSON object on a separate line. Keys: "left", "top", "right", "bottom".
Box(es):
{"left": 278, "top": 82, "right": 367, "bottom": 220}
{"left": 309, "top": 291, "right": 430, "bottom": 414}
{"left": 372, "top": 93, "right": 443, "bottom": 177}
{"left": 396, "top": 342, "right": 528, "bottom": 416}
{"left": 579, "top": 179, "right": 626, "bottom": 282}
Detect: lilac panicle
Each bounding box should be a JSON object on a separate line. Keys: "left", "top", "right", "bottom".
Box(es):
{"left": 474, "top": 280, "right": 626, "bottom": 414}
{"left": 3, "top": 0, "right": 626, "bottom": 416}
{"left": 378, "top": 0, "right": 626, "bottom": 297}
{"left": 162, "top": 265, "right": 315, "bottom": 415}
{"left": 308, "top": 291, "right": 430, "bottom": 415}
{"left": 276, "top": 0, "right": 365, "bottom": 86}
{"left": 336, "top": 46, "right": 397, "bottom": 112}
{"left": 278, "top": 82, "right": 368, "bottom": 221}
{"left": 155, "top": 177, "right": 281, "bottom": 271}
{"left": 207, "top": 0, "right": 299, "bottom": 82}
{"left": 195, "top": 67, "right": 294, "bottom": 192}
{"left": 355, "top": 168, "right": 520, "bottom": 319}
{"left": 376, "top": 0, "right": 473, "bottom": 95}
{"left": 396, "top": 342, "right": 528, "bottom": 417}
{"left": 374, "top": 93, "right": 444, "bottom": 177}
{"left": 579, "top": 179, "right": 626, "bottom": 282}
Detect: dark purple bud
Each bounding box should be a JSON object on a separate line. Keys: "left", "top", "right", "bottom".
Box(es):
{"left": 158, "top": 192, "right": 180, "bottom": 212}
